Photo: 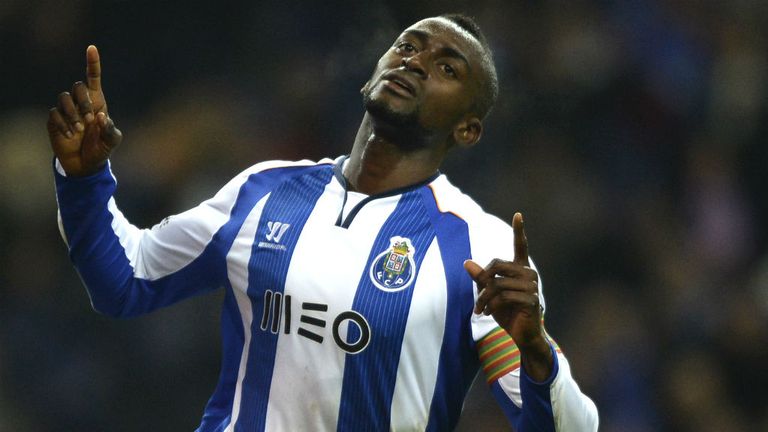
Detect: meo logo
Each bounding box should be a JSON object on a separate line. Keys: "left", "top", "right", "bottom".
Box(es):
{"left": 260, "top": 291, "right": 371, "bottom": 354}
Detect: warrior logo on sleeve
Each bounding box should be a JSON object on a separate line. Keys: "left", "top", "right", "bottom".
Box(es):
{"left": 369, "top": 236, "right": 416, "bottom": 292}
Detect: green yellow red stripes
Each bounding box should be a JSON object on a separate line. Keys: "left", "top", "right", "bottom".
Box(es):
{"left": 478, "top": 327, "right": 520, "bottom": 383}
{"left": 478, "top": 326, "right": 563, "bottom": 383}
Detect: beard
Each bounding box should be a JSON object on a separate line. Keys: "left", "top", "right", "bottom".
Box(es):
{"left": 362, "top": 83, "right": 431, "bottom": 151}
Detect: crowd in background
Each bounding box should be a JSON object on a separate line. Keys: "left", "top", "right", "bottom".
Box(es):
{"left": 1, "top": 1, "right": 766, "bottom": 430}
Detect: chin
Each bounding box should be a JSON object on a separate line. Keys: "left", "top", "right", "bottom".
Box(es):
{"left": 362, "top": 97, "right": 431, "bottom": 151}
{"left": 363, "top": 90, "right": 420, "bottom": 129}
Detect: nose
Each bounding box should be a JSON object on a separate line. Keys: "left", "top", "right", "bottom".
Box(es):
{"left": 402, "top": 54, "right": 427, "bottom": 78}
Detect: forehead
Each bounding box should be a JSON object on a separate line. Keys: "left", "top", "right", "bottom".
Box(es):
{"left": 400, "top": 17, "right": 485, "bottom": 62}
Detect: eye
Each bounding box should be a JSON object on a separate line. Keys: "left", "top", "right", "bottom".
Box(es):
{"left": 441, "top": 64, "right": 456, "bottom": 77}
{"left": 395, "top": 42, "right": 417, "bottom": 54}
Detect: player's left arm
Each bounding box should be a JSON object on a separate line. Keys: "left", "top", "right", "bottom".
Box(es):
{"left": 465, "top": 213, "right": 599, "bottom": 431}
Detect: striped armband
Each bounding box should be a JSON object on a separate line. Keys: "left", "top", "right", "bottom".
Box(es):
{"left": 477, "top": 326, "right": 562, "bottom": 384}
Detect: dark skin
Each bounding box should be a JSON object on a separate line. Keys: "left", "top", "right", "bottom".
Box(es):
{"left": 465, "top": 213, "right": 553, "bottom": 382}
{"left": 46, "top": 18, "right": 553, "bottom": 382}
{"left": 347, "top": 18, "right": 484, "bottom": 195}
{"left": 47, "top": 45, "right": 122, "bottom": 178}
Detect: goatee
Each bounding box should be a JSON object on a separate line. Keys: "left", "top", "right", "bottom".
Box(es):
{"left": 362, "top": 89, "right": 430, "bottom": 151}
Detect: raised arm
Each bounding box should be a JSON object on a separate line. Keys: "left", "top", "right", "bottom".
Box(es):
{"left": 465, "top": 213, "right": 598, "bottom": 431}
{"left": 48, "top": 46, "right": 242, "bottom": 318}
{"left": 466, "top": 213, "right": 553, "bottom": 380}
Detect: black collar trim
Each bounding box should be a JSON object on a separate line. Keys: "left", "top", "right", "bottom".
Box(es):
{"left": 332, "top": 155, "right": 441, "bottom": 228}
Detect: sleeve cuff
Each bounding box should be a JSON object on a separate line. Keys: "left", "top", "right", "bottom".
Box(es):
{"left": 520, "top": 340, "right": 560, "bottom": 387}
{"left": 53, "top": 157, "right": 117, "bottom": 222}
{"left": 53, "top": 158, "right": 112, "bottom": 183}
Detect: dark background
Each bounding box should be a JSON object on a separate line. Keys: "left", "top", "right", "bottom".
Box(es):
{"left": 1, "top": 1, "right": 767, "bottom": 430}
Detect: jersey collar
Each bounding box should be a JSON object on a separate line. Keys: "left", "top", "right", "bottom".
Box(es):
{"left": 332, "top": 155, "right": 441, "bottom": 228}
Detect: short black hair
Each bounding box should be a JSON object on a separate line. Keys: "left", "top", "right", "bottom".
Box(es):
{"left": 440, "top": 13, "right": 499, "bottom": 119}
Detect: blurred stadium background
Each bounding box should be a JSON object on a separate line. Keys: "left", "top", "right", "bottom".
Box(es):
{"left": 1, "top": 1, "right": 767, "bottom": 430}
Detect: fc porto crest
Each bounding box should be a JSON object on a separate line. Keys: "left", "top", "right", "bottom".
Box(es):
{"left": 369, "top": 236, "right": 417, "bottom": 292}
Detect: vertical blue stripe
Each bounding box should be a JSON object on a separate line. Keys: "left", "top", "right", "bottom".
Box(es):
{"left": 336, "top": 191, "right": 436, "bottom": 431}
{"left": 490, "top": 346, "right": 560, "bottom": 432}
{"left": 513, "top": 344, "right": 559, "bottom": 431}
{"left": 490, "top": 381, "right": 522, "bottom": 421}
{"left": 194, "top": 164, "right": 332, "bottom": 432}
{"left": 196, "top": 284, "right": 243, "bottom": 432}
{"left": 419, "top": 187, "right": 479, "bottom": 432}
{"left": 234, "top": 167, "right": 333, "bottom": 432}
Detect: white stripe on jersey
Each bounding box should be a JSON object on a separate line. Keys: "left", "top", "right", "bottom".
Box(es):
{"left": 224, "top": 193, "right": 271, "bottom": 431}
{"left": 390, "top": 237, "right": 447, "bottom": 430}
{"left": 107, "top": 197, "right": 143, "bottom": 271}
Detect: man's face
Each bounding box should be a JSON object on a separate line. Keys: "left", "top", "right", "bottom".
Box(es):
{"left": 362, "top": 18, "right": 485, "bottom": 136}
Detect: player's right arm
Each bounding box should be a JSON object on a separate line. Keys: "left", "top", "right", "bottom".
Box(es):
{"left": 48, "top": 46, "right": 240, "bottom": 317}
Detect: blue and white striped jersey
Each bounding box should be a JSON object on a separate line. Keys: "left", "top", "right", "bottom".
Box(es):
{"left": 54, "top": 156, "right": 598, "bottom": 431}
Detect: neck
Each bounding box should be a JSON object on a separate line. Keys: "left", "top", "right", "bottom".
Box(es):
{"left": 344, "top": 113, "right": 447, "bottom": 195}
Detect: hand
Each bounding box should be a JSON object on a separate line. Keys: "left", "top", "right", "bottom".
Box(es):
{"left": 47, "top": 45, "right": 122, "bottom": 177}
{"left": 464, "top": 212, "right": 553, "bottom": 380}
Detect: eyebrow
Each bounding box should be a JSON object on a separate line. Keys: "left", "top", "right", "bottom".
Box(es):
{"left": 401, "top": 29, "right": 471, "bottom": 70}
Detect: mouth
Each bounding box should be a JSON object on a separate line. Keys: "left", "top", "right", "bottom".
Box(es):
{"left": 381, "top": 72, "right": 416, "bottom": 97}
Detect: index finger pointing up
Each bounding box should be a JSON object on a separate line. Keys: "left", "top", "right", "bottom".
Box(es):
{"left": 86, "top": 45, "right": 101, "bottom": 91}
{"left": 513, "top": 212, "right": 530, "bottom": 265}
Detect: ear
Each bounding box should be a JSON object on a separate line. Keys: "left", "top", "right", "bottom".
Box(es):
{"left": 452, "top": 116, "right": 483, "bottom": 149}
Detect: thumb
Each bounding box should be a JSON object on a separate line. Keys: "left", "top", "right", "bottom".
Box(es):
{"left": 97, "top": 111, "right": 122, "bottom": 149}
{"left": 463, "top": 259, "right": 484, "bottom": 281}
